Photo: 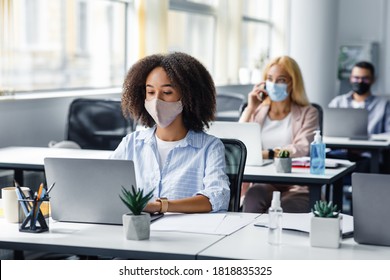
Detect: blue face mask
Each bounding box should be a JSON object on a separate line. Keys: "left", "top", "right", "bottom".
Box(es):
{"left": 266, "top": 81, "right": 288, "bottom": 102}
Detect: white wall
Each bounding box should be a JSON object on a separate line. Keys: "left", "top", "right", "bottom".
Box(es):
{"left": 285, "top": 0, "right": 390, "bottom": 107}
{"left": 337, "top": 0, "right": 389, "bottom": 95}
{"left": 289, "top": 0, "right": 339, "bottom": 107}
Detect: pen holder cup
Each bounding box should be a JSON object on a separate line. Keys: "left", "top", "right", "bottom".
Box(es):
{"left": 18, "top": 198, "right": 50, "bottom": 233}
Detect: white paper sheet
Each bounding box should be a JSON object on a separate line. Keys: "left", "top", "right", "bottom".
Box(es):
{"left": 254, "top": 212, "right": 353, "bottom": 238}
{"left": 151, "top": 212, "right": 260, "bottom": 235}
{"left": 292, "top": 157, "right": 349, "bottom": 168}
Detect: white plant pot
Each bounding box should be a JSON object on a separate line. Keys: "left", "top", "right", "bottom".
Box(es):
{"left": 122, "top": 212, "right": 151, "bottom": 240}
{"left": 274, "top": 158, "right": 292, "bottom": 173}
{"left": 310, "top": 216, "right": 342, "bottom": 248}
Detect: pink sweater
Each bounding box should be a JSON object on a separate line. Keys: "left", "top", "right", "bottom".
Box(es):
{"left": 251, "top": 103, "right": 319, "bottom": 157}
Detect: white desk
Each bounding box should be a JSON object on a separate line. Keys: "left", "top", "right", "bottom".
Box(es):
{"left": 198, "top": 216, "right": 390, "bottom": 260}
{"left": 324, "top": 136, "right": 390, "bottom": 173}
{"left": 0, "top": 146, "right": 112, "bottom": 185}
{"left": 2, "top": 210, "right": 389, "bottom": 260}
{"left": 0, "top": 208, "right": 261, "bottom": 260}
{"left": 0, "top": 219, "right": 225, "bottom": 259}
{"left": 243, "top": 161, "right": 356, "bottom": 211}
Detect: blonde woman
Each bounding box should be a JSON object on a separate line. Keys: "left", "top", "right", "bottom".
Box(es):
{"left": 240, "top": 55, "right": 319, "bottom": 213}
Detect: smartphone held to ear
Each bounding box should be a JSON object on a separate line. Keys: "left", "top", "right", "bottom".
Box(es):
{"left": 259, "top": 84, "right": 267, "bottom": 101}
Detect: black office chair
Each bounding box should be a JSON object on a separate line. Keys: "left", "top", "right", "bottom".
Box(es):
{"left": 311, "top": 102, "right": 323, "bottom": 134}
{"left": 221, "top": 138, "right": 247, "bottom": 212}
{"left": 216, "top": 92, "right": 246, "bottom": 121}
{"left": 66, "top": 98, "right": 134, "bottom": 150}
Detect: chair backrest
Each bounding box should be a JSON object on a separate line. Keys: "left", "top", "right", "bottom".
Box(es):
{"left": 311, "top": 102, "right": 323, "bottom": 134}
{"left": 216, "top": 92, "right": 246, "bottom": 121}
{"left": 66, "top": 98, "right": 134, "bottom": 150}
{"left": 221, "top": 138, "right": 247, "bottom": 212}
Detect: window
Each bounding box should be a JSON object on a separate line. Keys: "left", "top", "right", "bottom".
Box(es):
{"left": 241, "top": 0, "right": 271, "bottom": 73}
{"left": 0, "top": 0, "right": 129, "bottom": 93}
{"left": 0, "top": 0, "right": 276, "bottom": 94}
{"left": 168, "top": 0, "right": 217, "bottom": 75}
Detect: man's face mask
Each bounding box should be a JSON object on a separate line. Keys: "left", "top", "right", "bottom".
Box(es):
{"left": 144, "top": 98, "right": 183, "bottom": 128}
{"left": 265, "top": 81, "right": 289, "bottom": 102}
{"left": 351, "top": 82, "right": 371, "bottom": 95}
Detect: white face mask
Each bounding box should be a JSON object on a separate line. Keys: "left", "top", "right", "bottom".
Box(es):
{"left": 144, "top": 98, "right": 183, "bottom": 128}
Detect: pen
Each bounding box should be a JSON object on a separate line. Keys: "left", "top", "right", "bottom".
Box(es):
{"left": 46, "top": 182, "right": 56, "bottom": 195}
{"left": 30, "top": 200, "right": 37, "bottom": 230}
{"left": 15, "top": 187, "right": 29, "bottom": 216}
{"left": 14, "top": 180, "right": 27, "bottom": 200}
{"left": 34, "top": 190, "right": 46, "bottom": 227}
{"left": 15, "top": 180, "right": 33, "bottom": 199}
{"left": 36, "top": 183, "right": 43, "bottom": 201}
{"left": 28, "top": 183, "right": 42, "bottom": 230}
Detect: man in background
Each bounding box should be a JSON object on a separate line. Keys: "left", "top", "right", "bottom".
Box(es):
{"left": 328, "top": 61, "right": 390, "bottom": 174}
{"left": 329, "top": 61, "right": 390, "bottom": 134}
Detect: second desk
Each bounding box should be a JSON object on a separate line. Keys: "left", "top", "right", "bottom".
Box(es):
{"left": 243, "top": 161, "right": 355, "bottom": 211}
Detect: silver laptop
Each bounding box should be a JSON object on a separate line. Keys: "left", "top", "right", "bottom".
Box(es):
{"left": 324, "top": 107, "right": 368, "bottom": 139}
{"left": 352, "top": 173, "right": 390, "bottom": 246}
{"left": 206, "top": 121, "right": 272, "bottom": 166}
{"left": 44, "top": 157, "right": 137, "bottom": 225}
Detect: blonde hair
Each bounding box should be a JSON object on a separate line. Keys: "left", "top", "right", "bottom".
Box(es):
{"left": 262, "top": 56, "right": 310, "bottom": 106}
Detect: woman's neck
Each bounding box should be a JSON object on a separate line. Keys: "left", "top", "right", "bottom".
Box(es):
{"left": 155, "top": 116, "right": 188, "bottom": 141}
{"left": 268, "top": 99, "right": 291, "bottom": 120}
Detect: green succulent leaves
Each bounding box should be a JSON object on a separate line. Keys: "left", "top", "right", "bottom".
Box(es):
{"left": 278, "top": 149, "right": 290, "bottom": 158}
{"left": 119, "top": 185, "right": 154, "bottom": 215}
{"left": 312, "top": 200, "right": 339, "bottom": 218}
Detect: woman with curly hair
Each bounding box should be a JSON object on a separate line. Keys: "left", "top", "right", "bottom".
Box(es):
{"left": 110, "top": 52, "right": 230, "bottom": 214}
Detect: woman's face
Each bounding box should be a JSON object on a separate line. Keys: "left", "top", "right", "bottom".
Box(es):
{"left": 145, "top": 67, "right": 181, "bottom": 102}
{"left": 266, "top": 64, "right": 292, "bottom": 94}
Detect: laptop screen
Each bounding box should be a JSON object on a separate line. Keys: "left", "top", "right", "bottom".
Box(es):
{"left": 45, "top": 157, "right": 138, "bottom": 225}
{"left": 206, "top": 121, "right": 267, "bottom": 166}
{"left": 323, "top": 108, "right": 368, "bottom": 138}
{"left": 352, "top": 173, "right": 390, "bottom": 246}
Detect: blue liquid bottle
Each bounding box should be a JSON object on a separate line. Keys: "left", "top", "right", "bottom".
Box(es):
{"left": 310, "top": 130, "right": 326, "bottom": 175}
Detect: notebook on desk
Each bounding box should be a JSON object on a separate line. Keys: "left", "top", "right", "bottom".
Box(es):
{"left": 253, "top": 212, "right": 354, "bottom": 238}
{"left": 44, "top": 157, "right": 159, "bottom": 225}
{"left": 352, "top": 173, "right": 390, "bottom": 246}
{"left": 206, "top": 121, "right": 272, "bottom": 166}
{"left": 323, "top": 108, "right": 369, "bottom": 139}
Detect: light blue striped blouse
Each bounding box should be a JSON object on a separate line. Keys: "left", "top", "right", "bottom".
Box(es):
{"left": 109, "top": 127, "right": 230, "bottom": 212}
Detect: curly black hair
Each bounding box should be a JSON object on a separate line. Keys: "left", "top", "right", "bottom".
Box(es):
{"left": 122, "top": 52, "right": 216, "bottom": 132}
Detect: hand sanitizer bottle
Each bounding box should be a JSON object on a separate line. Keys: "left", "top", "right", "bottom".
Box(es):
{"left": 310, "top": 130, "right": 326, "bottom": 175}
{"left": 268, "top": 191, "right": 283, "bottom": 245}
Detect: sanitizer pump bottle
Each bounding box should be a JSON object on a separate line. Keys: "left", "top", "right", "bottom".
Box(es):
{"left": 268, "top": 191, "right": 283, "bottom": 245}
{"left": 310, "top": 130, "right": 326, "bottom": 175}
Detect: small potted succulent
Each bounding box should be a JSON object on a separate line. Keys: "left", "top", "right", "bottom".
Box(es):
{"left": 119, "top": 185, "right": 154, "bottom": 240}
{"left": 310, "top": 200, "right": 342, "bottom": 248}
{"left": 274, "top": 149, "right": 292, "bottom": 173}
